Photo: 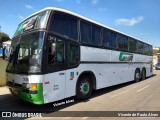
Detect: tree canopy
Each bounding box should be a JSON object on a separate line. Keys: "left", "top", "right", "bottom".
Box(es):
{"left": 0, "top": 32, "right": 10, "bottom": 47}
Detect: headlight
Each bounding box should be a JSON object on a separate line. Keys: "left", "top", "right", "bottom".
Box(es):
{"left": 31, "top": 84, "right": 37, "bottom": 90}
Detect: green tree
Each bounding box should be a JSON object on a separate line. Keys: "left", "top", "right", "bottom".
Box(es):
{"left": 0, "top": 32, "right": 10, "bottom": 47}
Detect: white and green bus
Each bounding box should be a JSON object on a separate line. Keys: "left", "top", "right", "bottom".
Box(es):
{"left": 6, "top": 7, "right": 153, "bottom": 104}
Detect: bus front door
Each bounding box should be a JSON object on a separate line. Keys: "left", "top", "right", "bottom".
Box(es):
{"left": 43, "top": 36, "right": 66, "bottom": 103}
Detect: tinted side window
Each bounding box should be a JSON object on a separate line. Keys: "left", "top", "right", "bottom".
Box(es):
{"left": 103, "top": 29, "right": 111, "bottom": 48}
{"left": 110, "top": 31, "right": 117, "bottom": 49}
{"left": 48, "top": 39, "right": 64, "bottom": 65}
{"left": 144, "top": 44, "right": 149, "bottom": 55}
{"left": 80, "top": 21, "right": 91, "bottom": 44}
{"left": 137, "top": 41, "right": 144, "bottom": 54}
{"left": 128, "top": 38, "right": 137, "bottom": 52}
{"left": 117, "top": 34, "right": 128, "bottom": 51}
{"left": 49, "top": 12, "right": 78, "bottom": 40}
{"left": 92, "top": 25, "right": 101, "bottom": 46}
{"left": 68, "top": 44, "right": 80, "bottom": 67}
{"left": 47, "top": 36, "right": 65, "bottom": 73}
{"left": 149, "top": 45, "right": 153, "bottom": 56}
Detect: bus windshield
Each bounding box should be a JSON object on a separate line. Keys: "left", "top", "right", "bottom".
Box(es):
{"left": 13, "top": 10, "right": 50, "bottom": 37}
{"left": 6, "top": 32, "right": 44, "bottom": 74}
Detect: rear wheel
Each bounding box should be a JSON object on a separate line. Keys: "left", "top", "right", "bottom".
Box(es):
{"left": 141, "top": 68, "right": 146, "bottom": 80}
{"left": 76, "top": 76, "right": 92, "bottom": 100}
{"left": 134, "top": 69, "right": 140, "bottom": 82}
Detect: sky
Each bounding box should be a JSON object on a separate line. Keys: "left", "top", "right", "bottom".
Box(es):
{"left": 0, "top": 0, "right": 160, "bottom": 46}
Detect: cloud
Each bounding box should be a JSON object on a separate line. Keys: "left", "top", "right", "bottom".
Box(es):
{"left": 98, "top": 8, "right": 107, "bottom": 12}
{"left": 25, "top": 4, "right": 36, "bottom": 11}
{"left": 92, "top": 0, "right": 99, "bottom": 5}
{"left": 18, "top": 15, "right": 24, "bottom": 20}
{"left": 25, "top": 5, "right": 33, "bottom": 9}
{"left": 115, "top": 16, "right": 144, "bottom": 26}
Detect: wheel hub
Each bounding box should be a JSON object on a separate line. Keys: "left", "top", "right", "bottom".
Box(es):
{"left": 80, "top": 82, "right": 89, "bottom": 95}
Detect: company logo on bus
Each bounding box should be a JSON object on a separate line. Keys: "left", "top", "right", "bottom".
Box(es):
{"left": 119, "top": 52, "right": 133, "bottom": 62}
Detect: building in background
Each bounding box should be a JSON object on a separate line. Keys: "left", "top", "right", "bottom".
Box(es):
{"left": 0, "top": 40, "right": 11, "bottom": 57}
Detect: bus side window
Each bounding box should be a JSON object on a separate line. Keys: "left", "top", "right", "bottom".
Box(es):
{"left": 48, "top": 40, "right": 56, "bottom": 64}
{"left": 80, "top": 21, "right": 91, "bottom": 44}
{"left": 48, "top": 39, "right": 64, "bottom": 64}
{"left": 56, "top": 40, "right": 64, "bottom": 64}
{"left": 103, "top": 29, "right": 111, "bottom": 48}
{"left": 68, "top": 44, "right": 79, "bottom": 67}
{"left": 117, "top": 34, "right": 128, "bottom": 51}
{"left": 128, "top": 38, "right": 137, "bottom": 52}
{"left": 137, "top": 41, "right": 144, "bottom": 54}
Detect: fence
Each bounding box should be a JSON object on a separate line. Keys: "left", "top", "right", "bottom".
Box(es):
{"left": 0, "top": 48, "right": 9, "bottom": 57}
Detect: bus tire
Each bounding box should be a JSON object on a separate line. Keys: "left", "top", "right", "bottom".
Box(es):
{"left": 76, "top": 76, "right": 92, "bottom": 100}
{"left": 141, "top": 68, "right": 146, "bottom": 80}
{"left": 134, "top": 69, "right": 140, "bottom": 83}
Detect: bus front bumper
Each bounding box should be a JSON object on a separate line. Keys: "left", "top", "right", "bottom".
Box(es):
{"left": 6, "top": 82, "right": 44, "bottom": 105}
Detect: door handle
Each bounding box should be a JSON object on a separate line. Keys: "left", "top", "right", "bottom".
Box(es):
{"left": 59, "top": 73, "right": 65, "bottom": 75}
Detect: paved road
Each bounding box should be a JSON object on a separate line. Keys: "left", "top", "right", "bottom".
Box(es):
{"left": 0, "top": 70, "right": 160, "bottom": 120}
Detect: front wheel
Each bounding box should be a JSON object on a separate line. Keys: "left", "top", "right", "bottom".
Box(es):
{"left": 76, "top": 76, "right": 92, "bottom": 100}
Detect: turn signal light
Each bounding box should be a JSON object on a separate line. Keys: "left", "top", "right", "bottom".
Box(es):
{"left": 31, "top": 84, "right": 37, "bottom": 90}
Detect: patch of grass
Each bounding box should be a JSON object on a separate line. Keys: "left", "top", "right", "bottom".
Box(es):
{"left": 0, "top": 58, "right": 8, "bottom": 86}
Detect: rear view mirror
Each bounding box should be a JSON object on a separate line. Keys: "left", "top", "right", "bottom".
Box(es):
{"left": 51, "top": 42, "right": 56, "bottom": 55}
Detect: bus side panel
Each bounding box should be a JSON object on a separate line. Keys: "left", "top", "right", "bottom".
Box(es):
{"left": 43, "top": 71, "right": 66, "bottom": 104}
{"left": 97, "top": 63, "right": 134, "bottom": 89}
{"left": 80, "top": 46, "right": 110, "bottom": 62}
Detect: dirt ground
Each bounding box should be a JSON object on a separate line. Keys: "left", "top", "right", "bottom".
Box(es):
{"left": 0, "top": 58, "right": 8, "bottom": 86}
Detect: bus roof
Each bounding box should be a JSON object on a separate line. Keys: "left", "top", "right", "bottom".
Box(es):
{"left": 20, "top": 7, "right": 152, "bottom": 46}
